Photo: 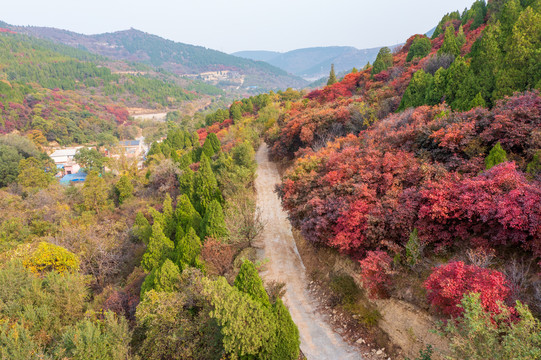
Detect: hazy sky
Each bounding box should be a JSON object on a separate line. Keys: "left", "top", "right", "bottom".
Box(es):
{"left": 3, "top": 0, "right": 475, "bottom": 53}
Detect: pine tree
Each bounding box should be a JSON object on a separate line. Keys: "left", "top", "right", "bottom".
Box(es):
{"left": 398, "top": 69, "right": 433, "bottom": 110}
{"left": 162, "top": 194, "right": 176, "bottom": 239}
{"left": 406, "top": 36, "right": 432, "bottom": 62}
{"left": 371, "top": 47, "right": 393, "bottom": 75}
{"left": 114, "top": 175, "right": 133, "bottom": 205}
{"left": 439, "top": 26, "right": 461, "bottom": 57}
{"left": 133, "top": 211, "right": 152, "bottom": 244}
{"left": 201, "top": 200, "right": 229, "bottom": 240}
{"left": 194, "top": 155, "right": 220, "bottom": 214}
{"left": 457, "top": 25, "right": 466, "bottom": 49}
{"left": 174, "top": 194, "right": 202, "bottom": 237}
{"left": 82, "top": 171, "right": 109, "bottom": 214}
{"left": 327, "top": 64, "right": 337, "bottom": 86}
{"left": 174, "top": 227, "right": 203, "bottom": 270}
{"left": 268, "top": 298, "right": 300, "bottom": 360}
{"left": 178, "top": 167, "right": 195, "bottom": 200}
{"left": 485, "top": 142, "right": 508, "bottom": 170}
{"left": 141, "top": 223, "right": 175, "bottom": 272}
{"left": 230, "top": 103, "right": 242, "bottom": 121}
{"left": 207, "top": 133, "right": 221, "bottom": 153}
{"left": 202, "top": 137, "right": 216, "bottom": 158}
{"left": 426, "top": 67, "right": 448, "bottom": 105}
{"left": 140, "top": 259, "right": 181, "bottom": 298}
{"left": 234, "top": 260, "right": 270, "bottom": 307}
{"left": 470, "top": 92, "right": 487, "bottom": 108}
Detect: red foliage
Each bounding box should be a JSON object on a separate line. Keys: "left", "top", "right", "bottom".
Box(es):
{"left": 359, "top": 251, "right": 393, "bottom": 299}
{"left": 424, "top": 261, "right": 511, "bottom": 317}
{"left": 105, "top": 104, "right": 129, "bottom": 124}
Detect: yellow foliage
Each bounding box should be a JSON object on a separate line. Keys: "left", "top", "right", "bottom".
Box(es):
{"left": 23, "top": 242, "right": 79, "bottom": 274}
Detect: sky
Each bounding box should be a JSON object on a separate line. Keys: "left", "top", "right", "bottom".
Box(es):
{"left": 2, "top": 0, "right": 476, "bottom": 53}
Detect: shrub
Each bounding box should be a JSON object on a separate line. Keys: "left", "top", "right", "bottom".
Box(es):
{"left": 23, "top": 242, "right": 79, "bottom": 274}
{"left": 444, "top": 293, "right": 541, "bottom": 360}
{"left": 329, "top": 273, "right": 361, "bottom": 305}
{"left": 359, "top": 251, "right": 393, "bottom": 299}
{"left": 424, "top": 261, "right": 511, "bottom": 317}
{"left": 485, "top": 142, "right": 508, "bottom": 169}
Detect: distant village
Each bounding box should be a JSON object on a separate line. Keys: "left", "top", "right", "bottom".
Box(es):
{"left": 50, "top": 137, "right": 149, "bottom": 184}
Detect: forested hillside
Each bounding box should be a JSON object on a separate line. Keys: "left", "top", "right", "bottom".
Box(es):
{"left": 4, "top": 24, "right": 308, "bottom": 91}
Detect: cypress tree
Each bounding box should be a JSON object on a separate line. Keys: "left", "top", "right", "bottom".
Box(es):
{"left": 327, "top": 64, "right": 337, "bottom": 86}
{"left": 439, "top": 26, "right": 461, "bottom": 57}
{"left": 234, "top": 260, "right": 270, "bottom": 307}
{"left": 398, "top": 69, "right": 433, "bottom": 110}
{"left": 115, "top": 175, "right": 133, "bottom": 205}
{"left": 174, "top": 194, "right": 202, "bottom": 237}
{"left": 201, "top": 200, "right": 229, "bottom": 240}
{"left": 202, "top": 137, "right": 215, "bottom": 158}
{"left": 470, "top": 92, "right": 487, "bottom": 108}
{"left": 174, "top": 227, "right": 203, "bottom": 269}
{"left": 371, "top": 47, "right": 393, "bottom": 75}
{"left": 162, "top": 193, "right": 176, "bottom": 239}
{"left": 485, "top": 142, "right": 508, "bottom": 169}
{"left": 141, "top": 223, "right": 175, "bottom": 272}
{"left": 133, "top": 211, "right": 152, "bottom": 244}
{"left": 140, "top": 259, "right": 181, "bottom": 299}
{"left": 179, "top": 167, "right": 195, "bottom": 200}
{"left": 268, "top": 298, "right": 300, "bottom": 360}
{"left": 426, "top": 67, "right": 448, "bottom": 105}
{"left": 194, "top": 155, "right": 220, "bottom": 214}
{"left": 207, "top": 133, "right": 221, "bottom": 153}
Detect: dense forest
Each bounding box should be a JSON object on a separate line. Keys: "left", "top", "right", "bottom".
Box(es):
{"left": 1, "top": 0, "right": 541, "bottom": 359}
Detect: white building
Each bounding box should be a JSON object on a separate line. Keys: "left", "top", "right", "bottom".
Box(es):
{"left": 49, "top": 147, "right": 83, "bottom": 175}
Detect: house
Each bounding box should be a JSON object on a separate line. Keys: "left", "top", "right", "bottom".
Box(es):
{"left": 49, "top": 147, "right": 83, "bottom": 175}
{"left": 117, "top": 139, "right": 146, "bottom": 159}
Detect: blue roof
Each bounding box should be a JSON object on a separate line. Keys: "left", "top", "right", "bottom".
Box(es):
{"left": 60, "top": 172, "right": 87, "bottom": 185}
{"left": 118, "top": 140, "right": 140, "bottom": 146}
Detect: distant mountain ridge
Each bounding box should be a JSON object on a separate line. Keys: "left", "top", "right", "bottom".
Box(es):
{"left": 234, "top": 46, "right": 387, "bottom": 81}
{"left": 0, "top": 22, "right": 307, "bottom": 91}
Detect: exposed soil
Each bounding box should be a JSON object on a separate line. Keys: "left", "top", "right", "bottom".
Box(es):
{"left": 254, "top": 144, "right": 368, "bottom": 360}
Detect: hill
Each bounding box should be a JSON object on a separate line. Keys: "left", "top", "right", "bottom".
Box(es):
{"left": 234, "top": 45, "right": 387, "bottom": 81}
{"left": 3, "top": 24, "right": 307, "bottom": 91}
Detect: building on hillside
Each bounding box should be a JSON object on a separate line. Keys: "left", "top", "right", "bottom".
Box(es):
{"left": 106, "top": 138, "right": 148, "bottom": 170}
{"left": 49, "top": 147, "right": 83, "bottom": 175}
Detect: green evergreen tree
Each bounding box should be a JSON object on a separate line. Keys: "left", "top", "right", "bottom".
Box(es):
{"left": 426, "top": 67, "right": 449, "bottom": 105}
{"left": 230, "top": 103, "right": 242, "bottom": 121}
{"left": 234, "top": 260, "right": 270, "bottom": 307}
{"left": 202, "top": 137, "right": 216, "bottom": 158}
{"left": 485, "top": 142, "right": 508, "bottom": 169}
{"left": 327, "top": 64, "right": 338, "bottom": 85}
{"left": 114, "top": 175, "right": 133, "bottom": 205}
{"left": 17, "top": 157, "right": 54, "bottom": 190}
{"left": 174, "top": 227, "right": 203, "bottom": 270}
{"left": 207, "top": 132, "right": 221, "bottom": 153}
{"left": 457, "top": 25, "right": 466, "bottom": 49}
{"left": 406, "top": 36, "right": 432, "bottom": 62}
{"left": 201, "top": 200, "right": 229, "bottom": 240}
{"left": 178, "top": 167, "right": 195, "bottom": 200}
{"left": 162, "top": 193, "right": 176, "bottom": 239}
{"left": 398, "top": 69, "right": 433, "bottom": 110}
{"left": 439, "top": 26, "right": 461, "bottom": 57}
{"left": 140, "top": 259, "right": 181, "bottom": 299}
{"left": 268, "top": 298, "right": 300, "bottom": 360}
{"left": 82, "top": 171, "right": 109, "bottom": 214}
{"left": 351, "top": 67, "right": 358, "bottom": 73}
{"left": 0, "top": 145, "right": 22, "bottom": 187}
{"left": 141, "top": 223, "right": 175, "bottom": 272}
{"left": 470, "top": 92, "right": 487, "bottom": 108}
{"left": 194, "top": 155, "right": 221, "bottom": 215}
{"left": 174, "top": 194, "right": 202, "bottom": 237}
{"left": 527, "top": 150, "right": 541, "bottom": 175}
{"left": 371, "top": 47, "right": 393, "bottom": 75}
{"left": 203, "top": 277, "right": 277, "bottom": 359}
{"left": 133, "top": 211, "right": 152, "bottom": 244}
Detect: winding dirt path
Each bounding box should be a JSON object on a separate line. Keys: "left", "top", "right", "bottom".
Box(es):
{"left": 255, "top": 144, "right": 362, "bottom": 360}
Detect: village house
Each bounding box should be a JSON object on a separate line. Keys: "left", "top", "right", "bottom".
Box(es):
{"left": 49, "top": 147, "right": 83, "bottom": 175}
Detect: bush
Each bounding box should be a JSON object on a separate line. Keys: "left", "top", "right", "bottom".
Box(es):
{"left": 359, "top": 251, "right": 393, "bottom": 299}
{"left": 329, "top": 273, "right": 361, "bottom": 305}
{"left": 444, "top": 293, "right": 541, "bottom": 360}
{"left": 424, "top": 261, "right": 511, "bottom": 317}
{"left": 23, "top": 242, "right": 79, "bottom": 274}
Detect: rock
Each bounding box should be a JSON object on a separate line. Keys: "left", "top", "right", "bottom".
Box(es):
{"left": 356, "top": 338, "right": 365, "bottom": 344}
{"left": 376, "top": 349, "right": 383, "bottom": 355}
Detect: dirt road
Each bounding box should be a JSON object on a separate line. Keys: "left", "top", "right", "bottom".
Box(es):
{"left": 255, "top": 144, "right": 362, "bottom": 360}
